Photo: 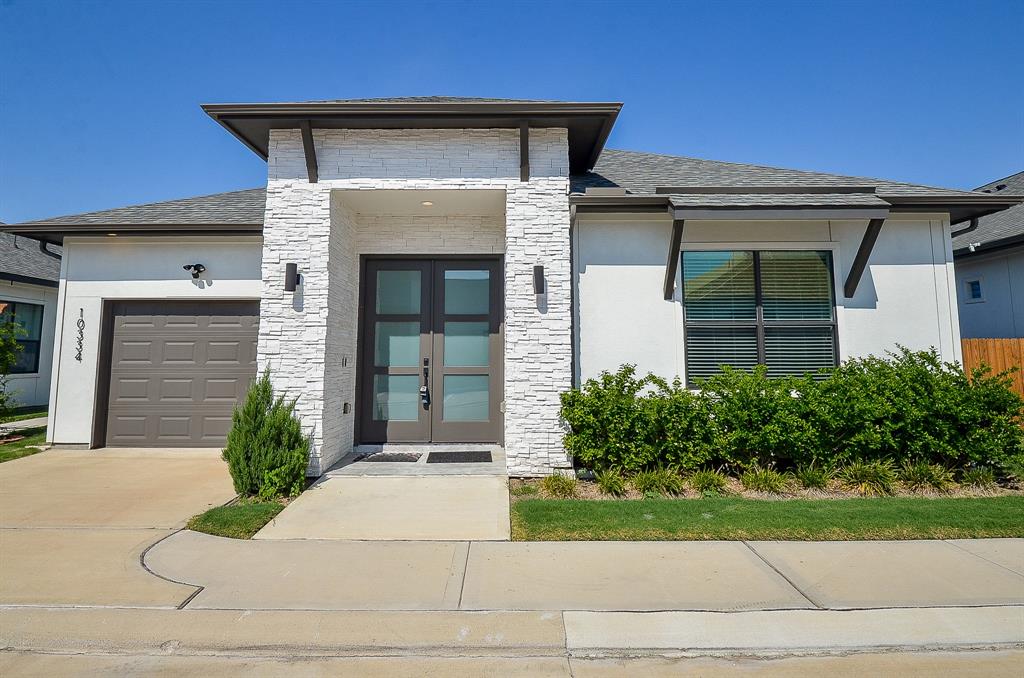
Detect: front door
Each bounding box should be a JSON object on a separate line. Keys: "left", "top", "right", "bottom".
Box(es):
{"left": 359, "top": 258, "right": 502, "bottom": 443}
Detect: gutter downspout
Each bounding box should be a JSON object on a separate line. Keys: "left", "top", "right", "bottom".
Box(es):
{"left": 950, "top": 217, "right": 979, "bottom": 239}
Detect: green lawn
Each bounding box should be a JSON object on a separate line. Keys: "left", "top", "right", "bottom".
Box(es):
{"left": 511, "top": 496, "right": 1024, "bottom": 541}
{"left": 0, "top": 426, "right": 47, "bottom": 464}
{"left": 0, "top": 406, "right": 47, "bottom": 424}
{"left": 187, "top": 501, "right": 285, "bottom": 539}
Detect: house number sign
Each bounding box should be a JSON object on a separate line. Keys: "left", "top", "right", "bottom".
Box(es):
{"left": 74, "top": 309, "right": 85, "bottom": 362}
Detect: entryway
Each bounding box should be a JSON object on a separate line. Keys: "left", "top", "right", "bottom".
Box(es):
{"left": 358, "top": 257, "right": 502, "bottom": 444}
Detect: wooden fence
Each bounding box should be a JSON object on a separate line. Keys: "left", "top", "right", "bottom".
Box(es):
{"left": 961, "top": 338, "right": 1024, "bottom": 396}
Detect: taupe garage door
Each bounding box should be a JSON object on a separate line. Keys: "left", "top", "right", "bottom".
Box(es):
{"left": 104, "top": 301, "right": 259, "bottom": 447}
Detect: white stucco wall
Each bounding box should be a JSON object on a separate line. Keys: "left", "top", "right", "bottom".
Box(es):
{"left": 260, "top": 127, "right": 571, "bottom": 476}
{"left": 573, "top": 214, "right": 962, "bottom": 385}
{"left": 1, "top": 280, "right": 58, "bottom": 407}
{"left": 46, "top": 237, "right": 263, "bottom": 446}
{"left": 955, "top": 245, "right": 1024, "bottom": 338}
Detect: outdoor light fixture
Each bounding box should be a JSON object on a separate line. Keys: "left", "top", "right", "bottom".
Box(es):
{"left": 183, "top": 263, "right": 206, "bottom": 279}
{"left": 533, "top": 265, "right": 545, "bottom": 295}
{"left": 285, "top": 263, "right": 302, "bottom": 291}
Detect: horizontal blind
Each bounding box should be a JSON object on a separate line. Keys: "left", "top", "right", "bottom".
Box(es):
{"left": 682, "top": 251, "right": 756, "bottom": 320}
{"left": 760, "top": 251, "right": 834, "bottom": 321}
{"left": 765, "top": 327, "right": 836, "bottom": 378}
{"left": 685, "top": 327, "right": 759, "bottom": 380}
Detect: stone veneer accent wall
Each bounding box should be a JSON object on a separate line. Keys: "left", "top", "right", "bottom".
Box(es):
{"left": 260, "top": 128, "right": 571, "bottom": 476}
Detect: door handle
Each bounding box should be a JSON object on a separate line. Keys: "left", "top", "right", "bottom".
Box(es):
{"left": 421, "top": 358, "right": 430, "bottom": 407}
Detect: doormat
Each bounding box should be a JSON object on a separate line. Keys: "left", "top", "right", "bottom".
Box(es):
{"left": 426, "top": 450, "right": 492, "bottom": 464}
{"left": 361, "top": 452, "right": 422, "bottom": 463}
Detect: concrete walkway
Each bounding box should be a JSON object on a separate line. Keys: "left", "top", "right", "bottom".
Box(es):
{"left": 255, "top": 445, "right": 511, "bottom": 540}
{"left": 0, "top": 416, "right": 47, "bottom": 432}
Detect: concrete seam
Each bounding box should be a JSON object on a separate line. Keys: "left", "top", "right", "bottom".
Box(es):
{"left": 457, "top": 541, "right": 472, "bottom": 610}
{"left": 742, "top": 541, "right": 824, "bottom": 610}
{"left": 138, "top": 528, "right": 204, "bottom": 608}
{"left": 942, "top": 539, "right": 1024, "bottom": 578}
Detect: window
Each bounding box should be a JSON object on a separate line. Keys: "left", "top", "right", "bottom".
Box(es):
{"left": 963, "top": 278, "right": 984, "bottom": 303}
{"left": 0, "top": 301, "right": 44, "bottom": 374}
{"left": 682, "top": 250, "right": 837, "bottom": 383}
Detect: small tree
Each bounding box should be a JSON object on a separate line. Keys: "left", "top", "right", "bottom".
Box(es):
{"left": 222, "top": 369, "right": 310, "bottom": 499}
{"left": 0, "top": 319, "right": 24, "bottom": 420}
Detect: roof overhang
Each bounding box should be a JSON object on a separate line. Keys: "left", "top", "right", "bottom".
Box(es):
{"left": 954, "top": 232, "right": 1024, "bottom": 258}
{"left": 0, "top": 223, "right": 262, "bottom": 246}
{"left": 882, "top": 195, "right": 1024, "bottom": 226}
{"left": 202, "top": 100, "right": 622, "bottom": 174}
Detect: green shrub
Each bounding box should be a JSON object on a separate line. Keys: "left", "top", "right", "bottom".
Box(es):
{"left": 839, "top": 460, "right": 897, "bottom": 496}
{"left": 541, "top": 474, "right": 578, "bottom": 498}
{"left": 595, "top": 469, "right": 627, "bottom": 497}
{"left": 960, "top": 466, "right": 996, "bottom": 489}
{"left": 698, "top": 366, "right": 817, "bottom": 470}
{"left": 899, "top": 461, "right": 954, "bottom": 492}
{"left": 648, "top": 377, "right": 717, "bottom": 472}
{"left": 631, "top": 469, "right": 683, "bottom": 496}
{"left": 0, "top": 319, "right": 25, "bottom": 419}
{"left": 794, "top": 463, "right": 832, "bottom": 490}
{"left": 560, "top": 365, "right": 658, "bottom": 473}
{"left": 560, "top": 351, "right": 1024, "bottom": 479}
{"left": 689, "top": 469, "right": 729, "bottom": 495}
{"left": 740, "top": 465, "right": 791, "bottom": 494}
{"left": 222, "top": 370, "right": 309, "bottom": 499}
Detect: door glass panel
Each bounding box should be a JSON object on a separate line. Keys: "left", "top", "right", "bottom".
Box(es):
{"left": 444, "top": 270, "right": 489, "bottom": 314}
{"left": 374, "top": 321, "right": 420, "bottom": 367}
{"left": 442, "top": 375, "right": 489, "bottom": 422}
{"left": 443, "top": 322, "right": 489, "bottom": 367}
{"left": 376, "top": 270, "right": 421, "bottom": 314}
{"left": 372, "top": 375, "right": 420, "bottom": 421}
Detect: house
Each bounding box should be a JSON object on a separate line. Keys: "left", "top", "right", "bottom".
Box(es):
{"left": 0, "top": 230, "right": 60, "bottom": 408}
{"left": 4, "top": 97, "right": 1020, "bottom": 476}
{"left": 953, "top": 172, "right": 1024, "bottom": 338}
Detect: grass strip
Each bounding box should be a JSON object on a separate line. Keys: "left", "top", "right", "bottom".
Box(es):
{"left": 187, "top": 501, "right": 284, "bottom": 539}
{"left": 511, "top": 496, "right": 1024, "bottom": 541}
{"left": 0, "top": 426, "right": 47, "bottom": 464}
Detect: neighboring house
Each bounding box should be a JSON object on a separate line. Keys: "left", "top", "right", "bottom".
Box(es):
{"left": 952, "top": 172, "right": 1024, "bottom": 338}
{"left": 3, "top": 97, "right": 1020, "bottom": 476}
{"left": 0, "top": 230, "right": 61, "bottom": 408}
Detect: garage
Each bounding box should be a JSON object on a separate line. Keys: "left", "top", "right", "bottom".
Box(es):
{"left": 102, "top": 301, "right": 259, "bottom": 447}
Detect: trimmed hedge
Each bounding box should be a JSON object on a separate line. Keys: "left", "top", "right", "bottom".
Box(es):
{"left": 560, "top": 348, "right": 1024, "bottom": 478}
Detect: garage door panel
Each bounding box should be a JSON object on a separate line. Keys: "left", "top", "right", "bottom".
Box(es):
{"left": 105, "top": 301, "right": 258, "bottom": 447}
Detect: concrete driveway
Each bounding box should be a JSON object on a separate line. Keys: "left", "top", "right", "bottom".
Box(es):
{"left": 0, "top": 448, "right": 234, "bottom": 607}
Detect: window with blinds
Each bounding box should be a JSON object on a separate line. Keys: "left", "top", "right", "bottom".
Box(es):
{"left": 682, "top": 250, "right": 837, "bottom": 383}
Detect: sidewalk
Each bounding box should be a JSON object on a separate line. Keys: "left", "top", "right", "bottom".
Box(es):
{"left": 145, "top": 531, "right": 1024, "bottom": 612}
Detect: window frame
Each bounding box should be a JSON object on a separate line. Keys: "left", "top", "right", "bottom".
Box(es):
{"left": 0, "top": 300, "right": 44, "bottom": 375}
{"left": 962, "top": 277, "right": 985, "bottom": 304}
{"left": 681, "top": 249, "right": 839, "bottom": 386}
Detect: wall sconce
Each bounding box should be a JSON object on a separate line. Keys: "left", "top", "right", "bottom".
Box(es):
{"left": 285, "top": 263, "right": 302, "bottom": 292}
{"left": 183, "top": 263, "right": 206, "bottom": 279}
{"left": 533, "top": 265, "right": 545, "bottom": 295}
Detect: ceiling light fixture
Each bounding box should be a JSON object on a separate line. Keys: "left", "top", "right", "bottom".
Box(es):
{"left": 421, "top": 201, "right": 434, "bottom": 207}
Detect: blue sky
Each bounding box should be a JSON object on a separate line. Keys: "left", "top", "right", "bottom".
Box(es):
{"left": 1, "top": 0, "right": 1021, "bottom": 223}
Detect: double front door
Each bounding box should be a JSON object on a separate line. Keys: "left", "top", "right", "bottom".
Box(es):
{"left": 359, "top": 258, "right": 502, "bottom": 443}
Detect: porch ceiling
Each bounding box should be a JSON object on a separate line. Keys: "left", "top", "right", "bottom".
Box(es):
{"left": 336, "top": 189, "right": 506, "bottom": 217}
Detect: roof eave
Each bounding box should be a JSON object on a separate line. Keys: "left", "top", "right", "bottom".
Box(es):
{"left": 1, "top": 223, "right": 263, "bottom": 246}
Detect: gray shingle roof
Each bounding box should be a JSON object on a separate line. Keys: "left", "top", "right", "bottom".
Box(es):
{"left": 574, "top": 149, "right": 984, "bottom": 199}
{"left": 15, "top": 188, "right": 266, "bottom": 227}
{"left": 952, "top": 171, "right": 1024, "bottom": 253}
{"left": 0, "top": 232, "right": 62, "bottom": 284}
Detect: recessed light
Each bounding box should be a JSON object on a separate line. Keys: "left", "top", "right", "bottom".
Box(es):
{"left": 421, "top": 201, "right": 433, "bottom": 207}
{"left": 107, "top": 233, "right": 117, "bottom": 237}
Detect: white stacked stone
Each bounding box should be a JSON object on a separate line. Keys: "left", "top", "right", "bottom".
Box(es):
{"left": 261, "top": 127, "right": 571, "bottom": 476}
